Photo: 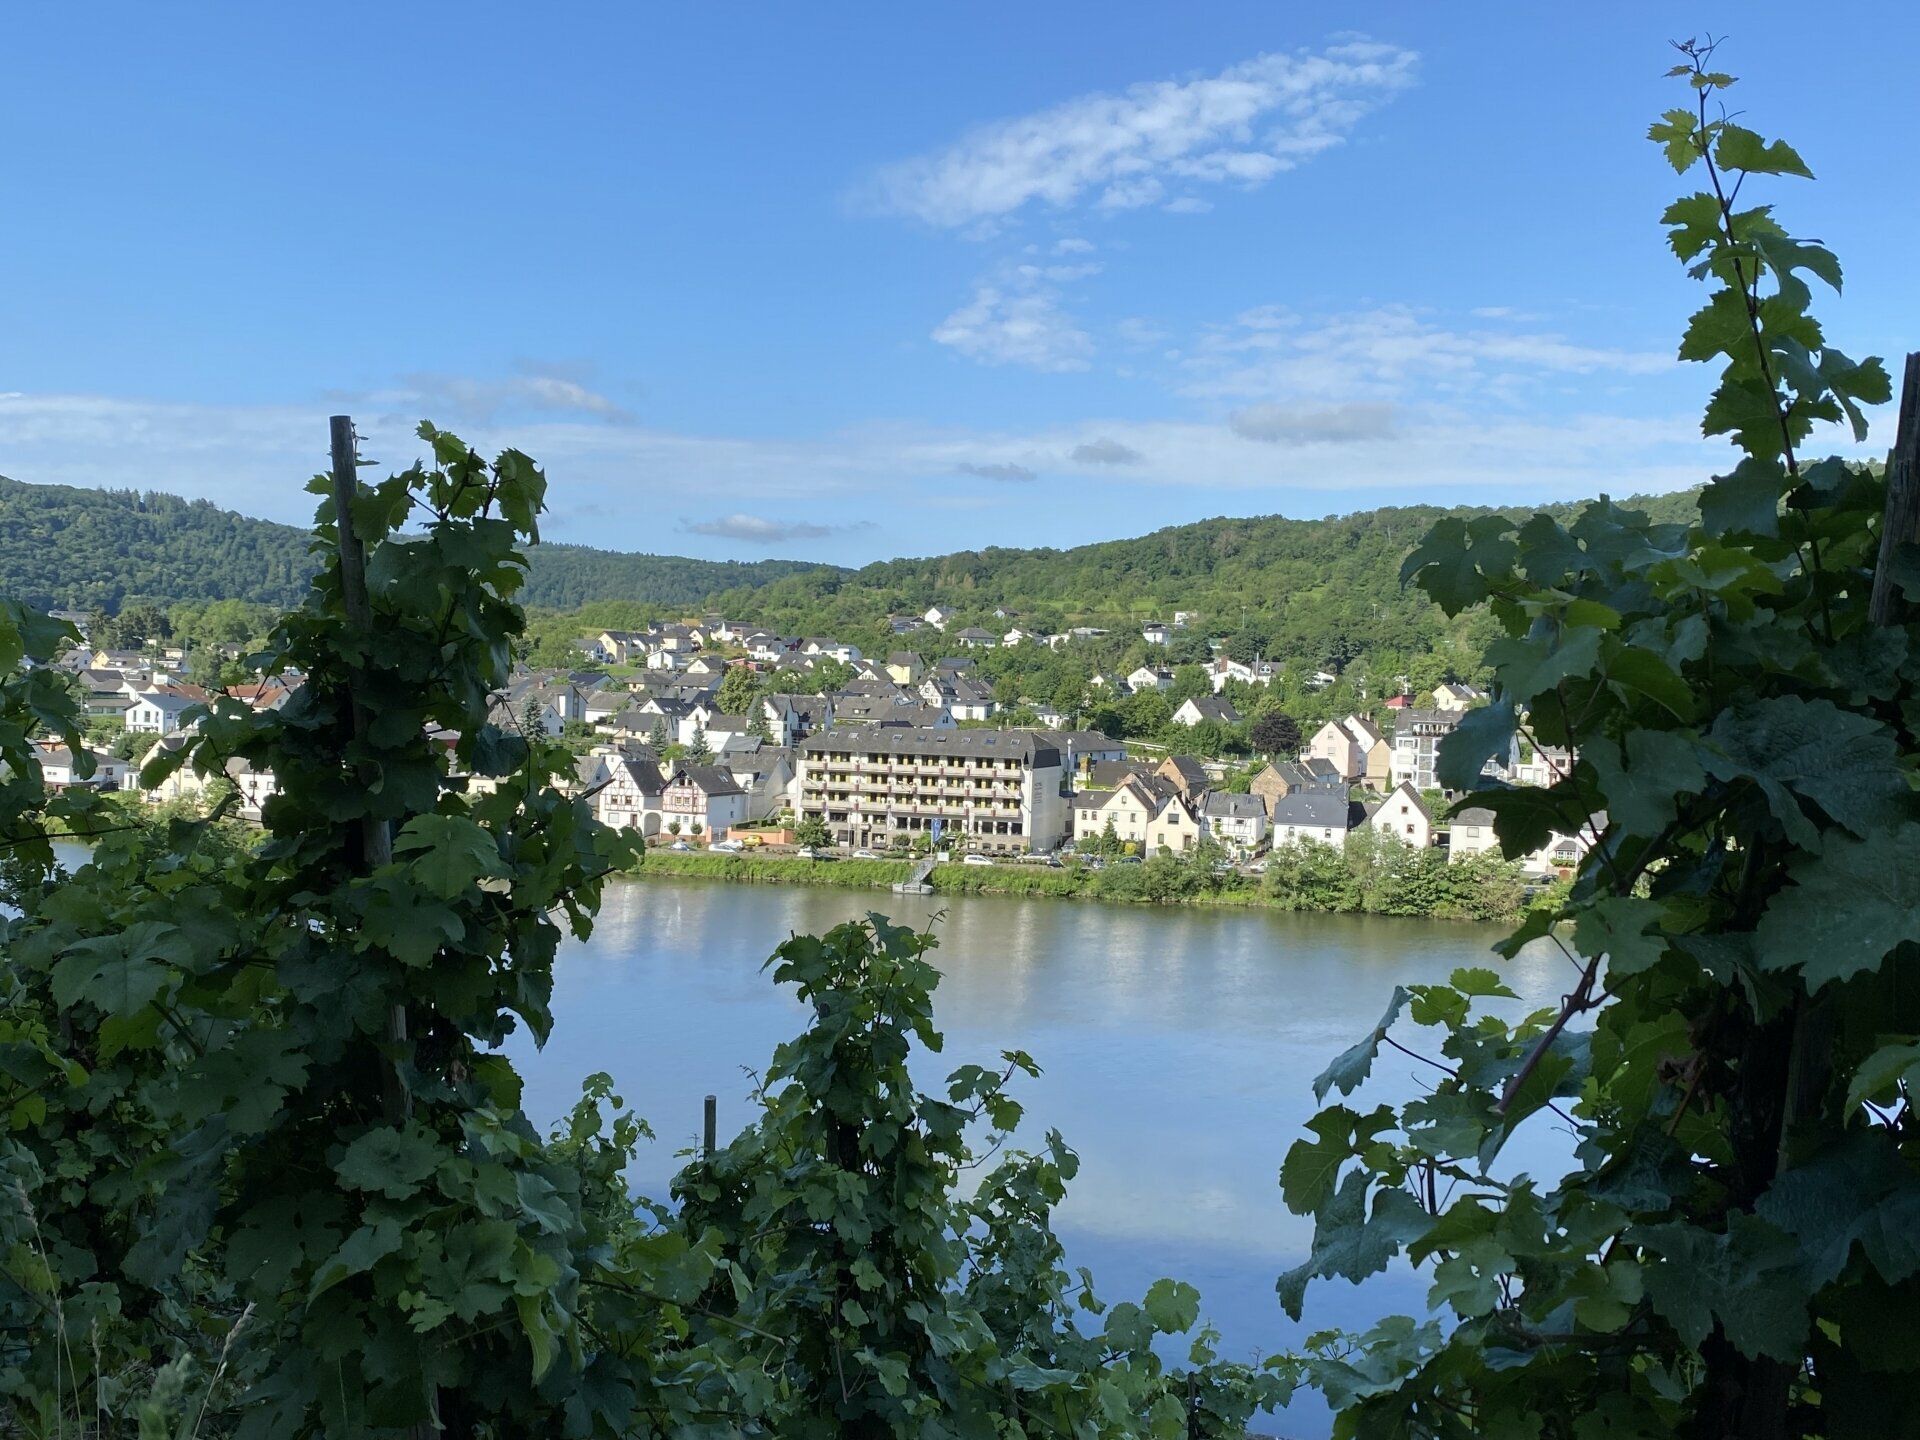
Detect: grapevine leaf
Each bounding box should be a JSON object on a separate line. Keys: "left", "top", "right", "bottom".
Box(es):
{"left": 1574, "top": 897, "right": 1670, "bottom": 977}
{"left": 1845, "top": 1038, "right": 1920, "bottom": 1117}
{"left": 1713, "top": 125, "right": 1814, "bottom": 179}
{"left": 1312, "top": 987, "right": 1409, "bottom": 1101}
{"left": 1661, "top": 192, "right": 1723, "bottom": 261}
{"left": 337, "top": 1125, "right": 442, "bottom": 1201}
{"left": 310, "top": 1220, "right": 406, "bottom": 1301}
{"left": 1142, "top": 1277, "right": 1201, "bottom": 1333}
{"left": 1485, "top": 626, "right": 1604, "bottom": 708}
{"left": 1647, "top": 108, "right": 1702, "bottom": 173}
{"left": 1754, "top": 825, "right": 1920, "bottom": 989}
{"left": 50, "top": 923, "right": 190, "bottom": 1016}
{"left": 394, "top": 814, "right": 507, "bottom": 899}
{"left": 1757, "top": 1133, "right": 1920, "bottom": 1289}
{"left": 1601, "top": 646, "right": 1695, "bottom": 721}
{"left": 1636, "top": 1213, "right": 1810, "bottom": 1360}
{"left": 1703, "top": 697, "right": 1907, "bottom": 847}
{"left": 1400, "top": 516, "right": 1517, "bottom": 614}
{"left": 1280, "top": 1107, "right": 1362, "bottom": 1216}
{"left": 1677, "top": 289, "right": 1752, "bottom": 363}
{"left": 1277, "top": 1174, "right": 1431, "bottom": 1320}
{"left": 1433, "top": 701, "right": 1516, "bottom": 792}
{"left": 1698, "top": 457, "right": 1788, "bottom": 538}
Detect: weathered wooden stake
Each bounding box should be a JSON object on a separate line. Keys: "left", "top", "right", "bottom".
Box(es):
{"left": 329, "top": 416, "right": 410, "bottom": 1127}
{"left": 1868, "top": 352, "right": 1920, "bottom": 628}
{"left": 703, "top": 1093, "right": 717, "bottom": 1158}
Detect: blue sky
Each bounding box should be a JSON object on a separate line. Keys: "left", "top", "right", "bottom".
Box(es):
{"left": 1, "top": 3, "right": 1912, "bottom": 565}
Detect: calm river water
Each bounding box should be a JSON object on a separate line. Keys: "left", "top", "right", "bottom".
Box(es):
{"left": 507, "top": 875, "right": 1571, "bottom": 1438}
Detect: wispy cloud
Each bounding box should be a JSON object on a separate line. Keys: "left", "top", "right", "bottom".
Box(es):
{"left": 1071, "top": 437, "right": 1143, "bottom": 465}
{"left": 932, "top": 283, "right": 1092, "bottom": 372}
{"left": 682, "top": 513, "right": 848, "bottom": 544}
{"left": 1229, "top": 402, "right": 1395, "bottom": 444}
{"left": 378, "top": 365, "right": 633, "bottom": 423}
{"left": 958, "top": 460, "right": 1037, "bottom": 482}
{"left": 862, "top": 41, "right": 1417, "bottom": 227}
{"left": 1184, "top": 304, "right": 1672, "bottom": 403}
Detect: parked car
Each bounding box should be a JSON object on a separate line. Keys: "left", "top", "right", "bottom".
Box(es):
{"left": 851, "top": 848, "right": 879, "bottom": 859}
{"left": 669, "top": 841, "right": 692, "bottom": 851}
{"left": 961, "top": 853, "right": 994, "bottom": 867}
{"left": 795, "top": 846, "right": 820, "bottom": 859}
{"left": 710, "top": 838, "right": 745, "bottom": 853}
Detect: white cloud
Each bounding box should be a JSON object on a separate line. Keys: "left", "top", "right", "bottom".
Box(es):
{"left": 957, "top": 460, "right": 1037, "bottom": 483}
{"left": 863, "top": 41, "right": 1417, "bottom": 227}
{"left": 1229, "top": 402, "right": 1395, "bottom": 444}
{"left": 382, "top": 368, "right": 632, "bottom": 423}
{"left": 932, "top": 285, "right": 1092, "bottom": 372}
{"left": 1052, "top": 237, "right": 1096, "bottom": 255}
{"left": 1163, "top": 196, "right": 1214, "bottom": 215}
{"left": 1071, "top": 436, "right": 1143, "bottom": 465}
{"left": 1184, "top": 304, "right": 1672, "bottom": 403}
{"left": 682, "top": 514, "right": 843, "bottom": 543}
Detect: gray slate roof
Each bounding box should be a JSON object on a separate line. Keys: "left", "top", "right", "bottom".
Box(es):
{"left": 1270, "top": 791, "right": 1363, "bottom": 830}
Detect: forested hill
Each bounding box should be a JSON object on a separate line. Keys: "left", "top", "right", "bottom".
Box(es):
{"left": 0, "top": 471, "right": 1697, "bottom": 647}
{"left": 516, "top": 543, "right": 837, "bottom": 609}
{"left": 0, "top": 475, "right": 841, "bottom": 612}
{"left": 705, "top": 490, "right": 1701, "bottom": 668}
{"left": 0, "top": 476, "right": 316, "bottom": 611}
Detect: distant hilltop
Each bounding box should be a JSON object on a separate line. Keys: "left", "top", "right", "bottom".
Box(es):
{"left": 0, "top": 471, "right": 1697, "bottom": 624}
{"left": 0, "top": 475, "right": 842, "bottom": 613}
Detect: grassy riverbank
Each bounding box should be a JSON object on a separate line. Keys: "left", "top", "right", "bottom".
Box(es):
{"left": 634, "top": 843, "right": 1544, "bottom": 923}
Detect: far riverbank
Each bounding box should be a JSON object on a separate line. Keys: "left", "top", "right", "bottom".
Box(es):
{"left": 633, "top": 846, "right": 1546, "bottom": 924}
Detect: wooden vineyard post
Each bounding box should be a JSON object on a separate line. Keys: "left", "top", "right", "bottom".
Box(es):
{"left": 328, "top": 415, "right": 411, "bottom": 1127}
{"left": 1869, "top": 352, "right": 1920, "bottom": 628}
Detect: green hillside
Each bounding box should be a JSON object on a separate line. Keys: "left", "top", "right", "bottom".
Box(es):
{"left": 0, "top": 475, "right": 840, "bottom": 612}
{"left": 708, "top": 491, "right": 1701, "bottom": 668}
{"left": 517, "top": 542, "right": 836, "bottom": 609}
{"left": 0, "top": 476, "right": 316, "bottom": 611}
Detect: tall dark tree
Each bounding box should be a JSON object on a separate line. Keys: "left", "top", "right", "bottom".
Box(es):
{"left": 1248, "top": 709, "right": 1301, "bottom": 757}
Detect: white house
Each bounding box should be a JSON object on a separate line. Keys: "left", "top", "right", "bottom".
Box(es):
{"left": 1070, "top": 776, "right": 1160, "bottom": 849}
{"left": 1367, "top": 782, "right": 1434, "bottom": 848}
{"left": 924, "top": 605, "right": 956, "bottom": 631}
{"left": 1433, "top": 682, "right": 1485, "bottom": 712}
{"left": 954, "top": 627, "right": 998, "bottom": 649}
{"left": 1141, "top": 621, "right": 1170, "bottom": 646}
{"left": 33, "top": 745, "right": 129, "bottom": 790}
{"left": 661, "top": 763, "right": 749, "bottom": 838}
{"left": 1002, "top": 628, "right": 1032, "bottom": 647}
{"left": 1447, "top": 806, "right": 1500, "bottom": 861}
{"left": 1125, "top": 666, "right": 1173, "bottom": 694}
{"left": 586, "top": 754, "right": 668, "bottom": 835}
{"left": 1268, "top": 790, "right": 1361, "bottom": 848}
{"left": 1200, "top": 792, "right": 1267, "bottom": 854}
{"left": 723, "top": 742, "right": 797, "bottom": 821}
{"left": 125, "top": 684, "right": 208, "bottom": 736}
{"left": 1172, "top": 696, "right": 1242, "bottom": 728}
{"left": 224, "top": 758, "right": 278, "bottom": 821}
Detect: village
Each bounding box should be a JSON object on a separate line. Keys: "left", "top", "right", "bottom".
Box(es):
{"left": 36, "top": 602, "right": 1589, "bottom": 878}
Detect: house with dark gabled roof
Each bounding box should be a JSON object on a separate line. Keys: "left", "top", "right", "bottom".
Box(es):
{"left": 1200, "top": 791, "right": 1267, "bottom": 853}
{"left": 1156, "top": 754, "right": 1211, "bottom": 796}
{"left": 662, "top": 763, "right": 748, "bottom": 837}
{"left": 1171, "top": 695, "right": 1242, "bottom": 728}
{"left": 954, "top": 627, "right": 998, "bottom": 649}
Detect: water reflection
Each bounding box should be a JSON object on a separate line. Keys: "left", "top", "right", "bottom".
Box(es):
{"left": 509, "top": 875, "right": 1568, "bottom": 1435}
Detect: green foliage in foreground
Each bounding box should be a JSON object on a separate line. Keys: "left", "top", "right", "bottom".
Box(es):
{"left": 1274, "top": 49, "right": 1919, "bottom": 1437}
{"left": 0, "top": 433, "right": 1286, "bottom": 1436}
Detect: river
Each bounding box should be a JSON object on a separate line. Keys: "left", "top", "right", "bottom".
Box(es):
{"left": 507, "top": 874, "right": 1572, "bottom": 1437}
